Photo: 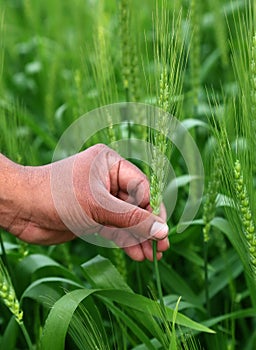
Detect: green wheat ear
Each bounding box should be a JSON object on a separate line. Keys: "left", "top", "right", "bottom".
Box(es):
{"left": 189, "top": 0, "right": 201, "bottom": 111}
{"left": 0, "top": 258, "right": 33, "bottom": 349}
{"left": 234, "top": 160, "right": 256, "bottom": 273}
{"left": 150, "top": 2, "right": 187, "bottom": 215}
{"left": 0, "top": 259, "right": 23, "bottom": 323}
{"left": 120, "top": 0, "right": 131, "bottom": 100}
{"left": 150, "top": 68, "right": 170, "bottom": 214}
{"left": 120, "top": 0, "right": 140, "bottom": 102}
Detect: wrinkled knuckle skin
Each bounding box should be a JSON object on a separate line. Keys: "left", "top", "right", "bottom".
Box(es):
{"left": 126, "top": 208, "right": 144, "bottom": 228}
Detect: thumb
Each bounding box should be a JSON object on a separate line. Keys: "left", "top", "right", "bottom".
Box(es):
{"left": 96, "top": 192, "right": 169, "bottom": 242}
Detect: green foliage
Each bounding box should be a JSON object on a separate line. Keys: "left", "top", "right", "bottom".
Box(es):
{"left": 0, "top": 0, "right": 256, "bottom": 349}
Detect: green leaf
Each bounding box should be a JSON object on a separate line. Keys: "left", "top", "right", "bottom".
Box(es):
{"left": 164, "top": 175, "right": 202, "bottom": 215}
{"left": 188, "top": 217, "right": 256, "bottom": 307}
{"left": 0, "top": 316, "right": 19, "bottom": 350}
{"left": 170, "top": 245, "right": 204, "bottom": 267}
{"left": 204, "top": 308, "right": 256, "bottom": 328}
{"left": 21, "top": 277, "right": 84, "bottom": 304}
{"left": 100, "top": 297, "right": 157, "bottom": 350}
{"left": 81, "top": 255, "right": 132, "bottom": 291}
{"left": 119, "top": 300, "right": 169, "bottom": 345}
{"left": 169, "top": 297, "right": 181, "bottom": 350}
{"left": 198, "top": 249, "right": 243, "bottom": 301}
{"left": 40, "top": 289, "right": 96, "bottom": 350}
{"left": 159, "top": 261, "right": 203, "bottom": 309}
{"left": 132, "top": 339, "right": 162, "bottom": 350}
{"left": 0, "top": 242, "right": 19, "bottom": 254}
{"left": 15, "top": 254, "right": 80, "bottom": 294}
{"left": 21, "top": 111, "right": 56, "bottom": 149}
{"left": 67, "top": 295, "right": 111, "bottom": 350}
{"left": 163, "top": 294, "right": 201, "bottom": 312}
{"left": 81, "top": 256, "right": 211, "bottom": 332}
{"left": 201, "top": 49, "right": 221, "bottom": 82}
{"left": 181, "top": 119, "right": 209, "bottom": 130}
{"left": 97, "top": 290, "right": 214, "bottom": 334}
{"left": 40, "top": 288, "right": 214, "bottom": 350}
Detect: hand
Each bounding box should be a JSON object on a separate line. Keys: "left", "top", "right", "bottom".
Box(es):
{"left": 5, "top": 144, "right": 169, "bottom": 261}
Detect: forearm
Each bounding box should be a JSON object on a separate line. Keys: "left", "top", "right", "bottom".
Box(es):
{"left": 0, "top": 153, "right": 25, "bottom": 231}
{"left": 0, "top": 153, "right": 73, "bottom": 244}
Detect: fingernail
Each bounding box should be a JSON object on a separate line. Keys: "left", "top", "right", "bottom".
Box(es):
{"left": 150, "top": 222, "right": 169, "bottom": 239}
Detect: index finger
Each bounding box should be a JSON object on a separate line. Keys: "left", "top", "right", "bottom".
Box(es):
{"left": 113, "top": 158, "right": 150, "bottom": 209}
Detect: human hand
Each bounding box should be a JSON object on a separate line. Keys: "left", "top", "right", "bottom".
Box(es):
{"left": 6, "top": 144, "right": 169, "bottom": 261}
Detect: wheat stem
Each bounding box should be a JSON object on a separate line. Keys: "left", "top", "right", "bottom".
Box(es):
{"left": 202, "top": 156, "right": 221, "bottom": 316}
{"left": 0, "top": 233, "right": 9, "bottom": 272}
{"left": 203, "top": 159, "right": 221, "bottom": 243}
{"left": 153, "top": 241, "right": 164, "bottom": 311}
{"left": 20, "top": 321, "right": 34, "bottom": 350}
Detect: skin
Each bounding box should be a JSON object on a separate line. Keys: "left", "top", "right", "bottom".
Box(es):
{"left": 0, "top": 144, "right": 169, "bottom": 261}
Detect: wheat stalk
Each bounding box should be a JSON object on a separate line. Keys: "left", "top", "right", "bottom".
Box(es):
{"left": 149, "top": 0, "right": 187, "bottom": 313}
{"left": 202, "top": 156, "right": 222, "bottom": 243}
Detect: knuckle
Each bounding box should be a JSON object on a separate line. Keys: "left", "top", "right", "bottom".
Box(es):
{"left": 126, "top": 207, "right": 144, "bottom": 228}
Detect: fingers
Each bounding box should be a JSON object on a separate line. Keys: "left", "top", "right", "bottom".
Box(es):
{"left": 100, "top": 225, "right": 170, "bottom": 261}
{"left": 157, "top": 237, "right": 170, "bottom": 251}
{"left": 123, "top": 244, "right": 163, "bottom": 261}
{"left": 141, "top": 240, "right": 162, "bottom": 261}
{"left": 123, "top": 245, "right": 145, "bottom": 261}
{"left": 96, "top": 193, "right": 169, "bottom": 243}
{"left": 123, "top": 237, "right": 169, "bottom": 261}
{"left": 123, "top": 244, "right": 162, "bottom": 261}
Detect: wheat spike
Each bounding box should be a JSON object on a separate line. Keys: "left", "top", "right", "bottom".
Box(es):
{"left": 234, "top": 160, "right": 256, "bottom": 272}
{"left": 0, "top": 259, "right": 23, "bottom": 323}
